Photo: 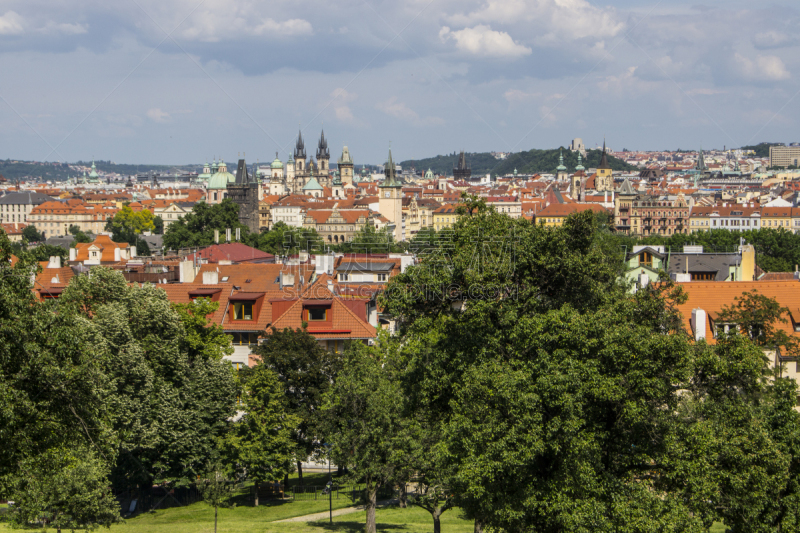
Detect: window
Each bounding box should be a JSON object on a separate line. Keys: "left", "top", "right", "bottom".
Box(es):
{"left": 339, "top": 273, "right": 349, "bottom": 281}
{"left": 691, "top": 272, "right": 715, "bottom": 281}
{"left": 233, "top": 302, "right": 254, "bottom": 320}
{"left": 378, "top": 273, "right": 387, "bottom": 282}
{"left": 640, "top": 252, "right": 652, "bottom": 267}
{"left": 308, "top": 307, "right": 327, "bottom": 321}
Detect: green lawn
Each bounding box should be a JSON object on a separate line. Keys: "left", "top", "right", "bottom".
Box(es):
{"left": 0, "top": 502, "right": 474, "bottom": 533}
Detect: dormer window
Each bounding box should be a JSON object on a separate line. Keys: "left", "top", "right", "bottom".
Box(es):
{"left": 308, "top": 308, "right": 327, "bottom": 321}
{"left": 234, "top": 302, "right": 254, "bottom": 320}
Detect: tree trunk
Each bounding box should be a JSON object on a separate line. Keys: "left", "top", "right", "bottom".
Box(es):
{"left": 474, "top": 518, "right": 483, "bottom": 533}
{"left": 433, "top": 507, "right": 443, "bottom": 533}
{"left": 337, "top": 464, "right": 343, "bottom": 476}
{"left": 284, "top": 473, "right": 290, "bottom": 491}
{"left": 297, "top": 460, "right": 303, "bottom": 484}
{"left": 398, "top": 482, "right": 407, "bottom": 508}
{"left": 254, "top": 482, "right": 259, "bottom": 507}
{"left": 214, "top": 504, "right": 218, "bottom": 533}
{"left": 365, "top": 484, "right": 378, "bottom": 533}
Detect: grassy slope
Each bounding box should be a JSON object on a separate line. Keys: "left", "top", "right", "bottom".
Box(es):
{"left": 0, "top": 502, "right": 474, "bottom": 533}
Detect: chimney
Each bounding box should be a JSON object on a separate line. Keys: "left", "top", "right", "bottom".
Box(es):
{"left": 280, "top": 271, "right": 295, "bottom": 288}
{"left": 691, "top": 308, "right": 707, "bottom": 342}
{"left": 235, "top": 227, "right": 241, "bottom": 241}
{"left": 638, "top": 272, "right": 649, "bottom": 289}
{"left": 130, "top": 245, "right": 137, "bottom": 258}
{"left": 214, "top": 229, "right": 219, "bottom": 244}
{"left": 226, "top": 228, "right": 231, "bottom": 242}
{"left": 327, "top": 278, "right": 334, "bottom": 294}
{"left": 69, "top": 248, "right": 76, "bottom": 262}
{"left": 114, "top": 247, "right": 121, "bottom": 262}
{"left": 47, "top": 256, "right": 61, "bottom": 269}
{"left": 202, "top": 271, "right": 219, "bottom": 285}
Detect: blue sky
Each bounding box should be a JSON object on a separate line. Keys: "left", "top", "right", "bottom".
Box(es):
{"left": 0, "top": 0, "right": 798, "bottom": 164}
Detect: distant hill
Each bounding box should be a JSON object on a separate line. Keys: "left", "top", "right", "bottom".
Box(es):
{"left": 739, "top": 143, "right": 784, "bottom": 158}
{"left": 401, "top": 148, "right": 636, "bottom": 178}
{"left": 0, "top": 159, "right": 199, "bottom": 182}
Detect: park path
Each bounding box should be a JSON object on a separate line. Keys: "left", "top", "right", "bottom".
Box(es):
{"left": 274, "top": 499, "right": 397, "bottom": 523}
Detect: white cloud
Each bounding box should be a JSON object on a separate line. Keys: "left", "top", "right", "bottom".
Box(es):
{"left": 146, "top": 108, "right": 171, "bottom": 123}
{"left": 753, "top": 31, "right": 796, "bottom": 49}
{"left": 179, "top": 5, "right": 312, "bottom": 42}
{"left": 0, "top": 11, "right": 24, "bottom": 35}
{"left": 735, "top": 53, "right": 790, "bottom": 81}
{"left": 331, "top": 88, "right": 357, "bottom": 124}
{"left": 39, "top": 21, "right": 88, "bottom": 35}
{"left": 439, "top": 25, "right": 531, "bottom": 59}
{"left": 504, "top": 89, "right": 540, "bottom": 102}
{"left": 375, "top": 97, "right": 443, "bottom": 126}
{"left": 448, "top": 0, "right": 624, "bottom": 44}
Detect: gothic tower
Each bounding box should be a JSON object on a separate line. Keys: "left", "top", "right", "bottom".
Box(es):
{"left": 595, "top": 140, "right": 613, "bottom": 192}
{"left": 338, "top": 146, "right": 354, "bottom": 186}
{"left": 379, "top": 148, "right": 403, "bottom": 242}
{"left": 226, "top": 158, "right": 261, "bottom": 233}
{"left": 317, "top": 129, "right": 330, "bottom": 173}
{"left": 294, "top": 129, "right": 306, "bottom": 173}
{"left": 453, "top": 151, "right": 471, "bottom": 181}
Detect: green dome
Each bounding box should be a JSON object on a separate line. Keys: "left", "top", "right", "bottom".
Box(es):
{"left": 303, "top": 177, "right": 323, "bottom": 191}
{"left": 208, "top": 171, "right": 234, "bottom": 189}
{"left": 425, "top": 168, "right": 434, "bottom": 179}
{"left": 88, "top": 161, "right": 99, "bottom": 179}
{"left": 271, "top": 152, "right": 283, "bottom": 169}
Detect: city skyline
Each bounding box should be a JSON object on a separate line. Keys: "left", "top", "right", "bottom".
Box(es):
{"left": 0, "top": 0, "right": 798, "bottom": 164}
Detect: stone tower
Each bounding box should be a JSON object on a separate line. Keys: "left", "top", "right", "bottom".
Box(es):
{"left": 453, "top": 151, "right": 471, "bottom": 181}
{"left": 338, "top": 146, "right": 354, "bottom": 186}
{"left": 379, "top": 148, "right": 403, "bottom": 242}
{"left": 595, "top": 140, "right": 613, "bottom": 192}
{"left": 226, "top": 158, "right": 261, "bottom": 233}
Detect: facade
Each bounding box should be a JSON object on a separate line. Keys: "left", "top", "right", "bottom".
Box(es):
{"left": 628, "top": 194, "right": 690, "bottom": 236}
{"left": 0, "top": 191, "right": 54, "bottom": 224}
{"left": 533, "top": 203, "right": 609, "bottom": 227}
{"left": 433, "top": 204, "right": 462, "bottom": 230}
{"left": 688, "top": 204, "right": 762, "bottom": 232}
{"left": 303, "top": 209, "right": 373, "bottom": 244}
{"left": 29, "top": 200, "right": 118, "bottom": 237}
{"left": 769, "top": 145, "right": 800, "bottom": 168}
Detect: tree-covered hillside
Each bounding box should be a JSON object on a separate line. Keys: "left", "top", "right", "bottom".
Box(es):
{"left": 739, "top": 143, "right": 784, "bottom": 158}
{"left": 401, "top": 148, "right": 637, "bottom": 177}
{"left": 0, "top": 159, "right": 200, "bottom": 182}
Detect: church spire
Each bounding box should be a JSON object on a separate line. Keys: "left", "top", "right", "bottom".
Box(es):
{"left": 556, "top": 149, "right": 566, "bottom": 172}
{"left": 575, "top": 151, "right": 585, "bottom": 172}
{"left": 294, "top": 127, "right": 306, "bottom": 160}
{"left": 381, "top": 148, "right": 401, "bottom": 188}
{"left": 598, "top": 139, "right": 611, "bottom": 170}
{"left": 317, "top": 128, "right": 329, "bottom": 160}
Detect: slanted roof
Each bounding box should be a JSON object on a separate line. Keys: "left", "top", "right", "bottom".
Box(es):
{"left": 193, "top": 243, "right": 275, "bottom": 264}
{"left": 336, "top": 261, "right": 395, "bottom": 273}
{"left": 667, "top": 253, "right": 742, "bottom": 281}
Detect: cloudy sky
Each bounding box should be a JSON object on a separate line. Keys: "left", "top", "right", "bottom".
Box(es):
{"left": 0, "top": 0, "right": 798, "bottom": 164}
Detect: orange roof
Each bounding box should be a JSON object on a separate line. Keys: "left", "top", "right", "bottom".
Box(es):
{"left": 676, "top": 281, "right": 800, "bottom": 343}
{"left": 196, "top": 263, "right": 314, "bottom": 292}
{"left": 270, "top": 275, "right": 376, "bottom": 339}
{"left": 73, "top": 235, "right": 129, "bottom": 262}
{"left": 156, "top": 282, "right": 234, "bottom": 326}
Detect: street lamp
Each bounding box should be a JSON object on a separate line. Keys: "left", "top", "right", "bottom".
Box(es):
{"left": 327, "top": 443, "right": 333, "bottom": 524}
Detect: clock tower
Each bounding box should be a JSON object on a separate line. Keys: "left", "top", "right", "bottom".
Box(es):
{"left": 379, "top": 148, "right": 403, "bottom": 242}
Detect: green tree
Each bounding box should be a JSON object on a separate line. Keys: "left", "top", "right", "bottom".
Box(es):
{"left": 335, "top": 223, "right": 402, "bottom": 254}
{"left": 69, "top": 224, "right": 92, "bottom": 244}
{"left": 318, "top": 341, "right": 407, "bottom": 533}
{"left": 153, "top": 215, "right": 164, "bottom": 235}
{"left": 253, "top": 326, "right": 342, "bottom": 483}
{"left": 59, "top": 268, "right": 238, "bottom": 489}
{"left": 255, "top": 221, "right": 324, "bottom": 256}
{"left": 224, "top": 363, "right": 297, "bottom": 505}
{"left": 22, "top": 224, "right": 44, "bottom": 242}
{"left": 197, "top": 463, "right": 236, "bottom": 533}
{"left": 162, "top": 199, "right": 249, "bottom": 250}
{"left": 0, "top": 231, "right": 115, "bottom": 502}
{"left": 718, "top": 289, "right": 798, "bottom": 355}
{"left": 106, "top": 205, "right": 155, "bottom": 242}
{"left": 25, "top": 243, "right": 69, "bottom": 263}
{"left": 8, "top": 446, "right": 119, "bottom": 533}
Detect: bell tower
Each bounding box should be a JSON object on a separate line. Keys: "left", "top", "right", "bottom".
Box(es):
{"left": 379, "top": 148, "right": 403, "bottom": 242}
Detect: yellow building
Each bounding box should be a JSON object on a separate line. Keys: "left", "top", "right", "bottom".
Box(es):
{"left": 433, "top": 205, "right": 462, "bottom": 230}
{"left": 761, "top": 206, "right": 795, "bottom": 230}
{"left": 534, "top": 203, "right": 609, "bottom": 227}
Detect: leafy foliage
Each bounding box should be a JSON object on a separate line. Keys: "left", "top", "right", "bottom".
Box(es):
{"left": 162, "top": 199, "right": 250, "bottom": 250}
{"left": 22, "top": 224, "right": 44, "bottom": 243}
{"left": 224, "top": 363, "right": 297, "bottom": 491}
{"left": 253, "top": 327, "right": 343, "bottom": 479}
{"left": 254, "top": 221, "right": 324, "bottom": 256}
{"left": 8, "top": 446, "right": 120, "bottom": 532}
{"left": 69, "top": 224, "right": 92, "bottom": 244}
